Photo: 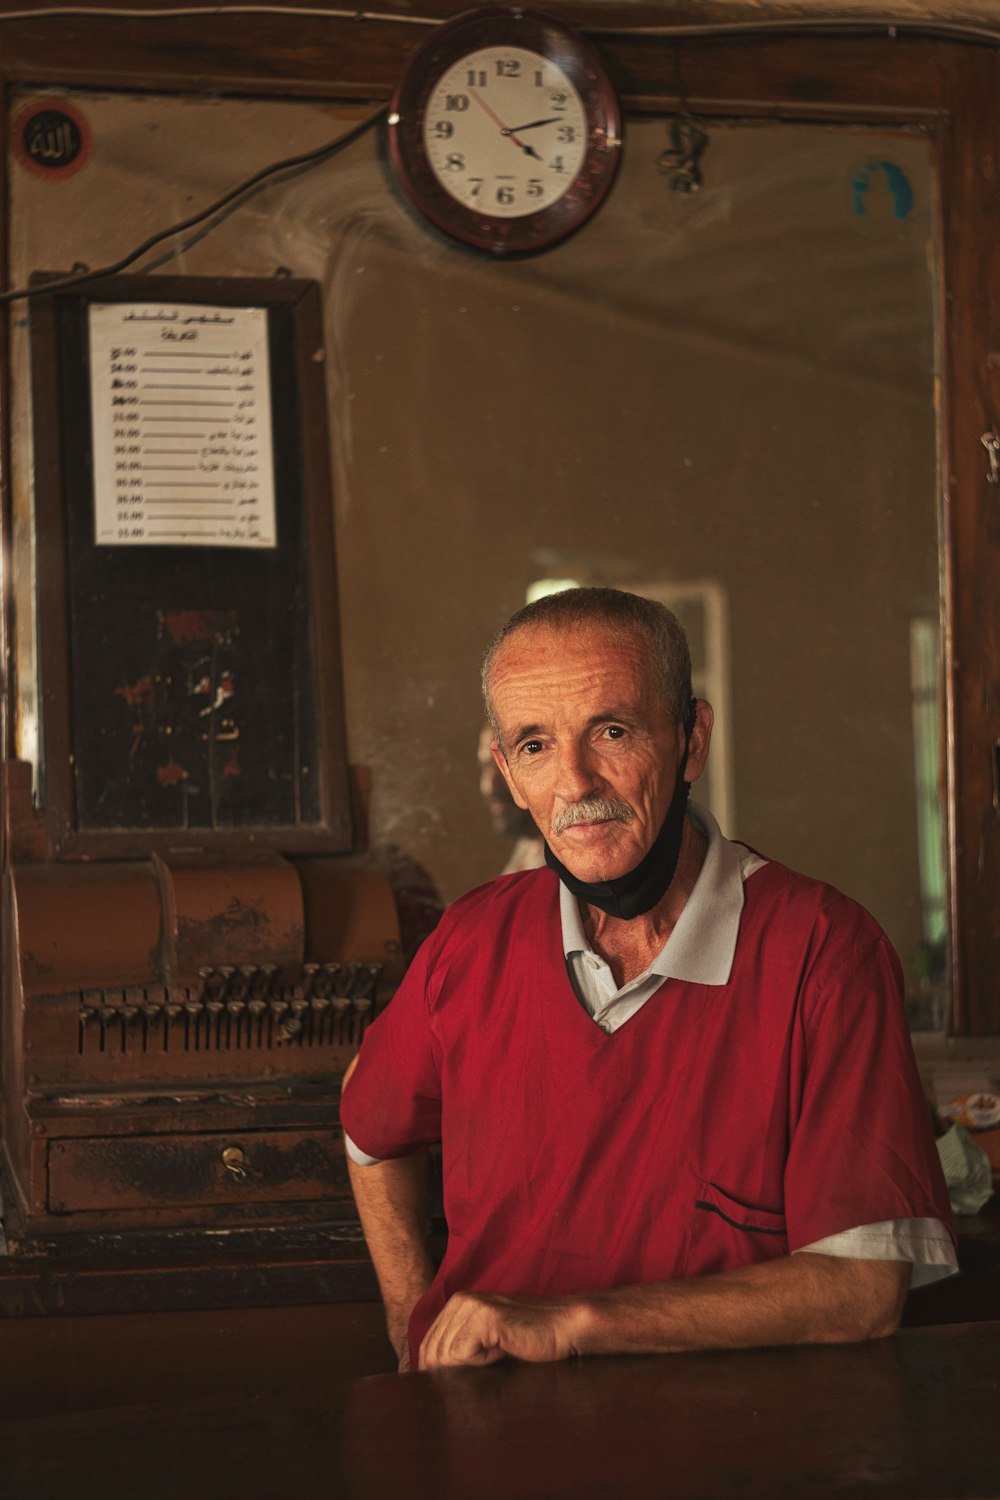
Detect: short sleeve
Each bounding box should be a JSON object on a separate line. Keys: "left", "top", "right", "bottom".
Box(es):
{"left": 783, "top": 931, "right": 955, "bottom": 1255}
{"left": 796, "top": 1218, "right": 958, "bottom": 1286}
{"left": 339, "top": 936, "right": 443, "bottom": 1161}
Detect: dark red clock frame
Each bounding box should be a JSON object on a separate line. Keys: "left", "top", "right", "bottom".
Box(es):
{"left": 387, "top": 6, "right": 622, "bottom": 256}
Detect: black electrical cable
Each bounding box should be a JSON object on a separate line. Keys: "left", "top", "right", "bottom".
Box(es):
{"left": 1, "top": 6, "right": 1000, "bottom": 49}
{"left": 585, "top": 17, "right": 1000, "bottom": 49}
{"left": 0, "top": 103, "right": 386, "bottom": 306}
{"left": 2, "top": 8, "right": 1000, "bottom": 49}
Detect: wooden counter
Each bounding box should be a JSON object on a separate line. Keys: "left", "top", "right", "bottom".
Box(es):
{"left": 1, "top": 1314, "right": 999, "bottom": 1499}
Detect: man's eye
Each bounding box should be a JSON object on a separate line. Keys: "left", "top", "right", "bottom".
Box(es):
{"left": 605, "top": 725, "right": 626, "bottom": 739}
{"left": 520, "top": 739, "right": 544, "bottom": 755}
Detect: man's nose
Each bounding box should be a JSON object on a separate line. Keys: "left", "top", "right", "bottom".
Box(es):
{"left": 553, "top": 742, "right": 603, "bottom": 803}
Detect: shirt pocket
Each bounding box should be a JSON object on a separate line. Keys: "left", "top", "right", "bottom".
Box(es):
{"left": 683, "top": 1179, "right": 788, "bottom": 1277}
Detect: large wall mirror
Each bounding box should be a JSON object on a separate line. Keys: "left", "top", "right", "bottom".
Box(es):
{"left": 4, "top": 22, "right": 996, "bottom": 1038}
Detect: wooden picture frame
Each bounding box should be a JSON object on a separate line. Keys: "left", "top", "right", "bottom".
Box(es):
{"left": 28, "top": 273, "right": 352, "bottom": 858}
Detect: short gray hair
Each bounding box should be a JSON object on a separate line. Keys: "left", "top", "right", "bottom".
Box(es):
{"left": 482, "top": 587, "right": 692, "bottom": 744}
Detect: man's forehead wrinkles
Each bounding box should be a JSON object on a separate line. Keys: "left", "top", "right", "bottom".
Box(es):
{"left": 491, "top": 626, "right": 651, "bottom": 679}
{"left": 493, "top": 660, "right": 646, "bottom": 698}
{"left": 489, "top": 627, "right": 661, "bottom": 750}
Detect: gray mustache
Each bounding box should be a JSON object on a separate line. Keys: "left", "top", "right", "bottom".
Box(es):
{"left": 551, "top": 796, "right": 634, "bottom": 835}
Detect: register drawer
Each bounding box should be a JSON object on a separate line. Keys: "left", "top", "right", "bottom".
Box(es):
{"left": 47, "top": 1129, "right": 349, "bottom": 1213}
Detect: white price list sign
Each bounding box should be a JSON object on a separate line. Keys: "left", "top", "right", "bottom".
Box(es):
{"left": 89, "top": 302, "right": 277, "bottom": 548}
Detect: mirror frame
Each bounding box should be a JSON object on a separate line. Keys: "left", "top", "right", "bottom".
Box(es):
{"left": 0, "top": 8, "right": 996, "bottom": 1036}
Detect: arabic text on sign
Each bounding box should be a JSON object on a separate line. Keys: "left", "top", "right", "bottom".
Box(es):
{"left": 89, "top": 303, "right": 277, "bottom": 549}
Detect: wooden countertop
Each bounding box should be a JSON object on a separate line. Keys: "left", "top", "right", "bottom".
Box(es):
{"left": 1, "top": 1315, "right": 999, "bottom": 1498}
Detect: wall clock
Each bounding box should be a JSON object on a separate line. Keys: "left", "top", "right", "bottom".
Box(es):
{"left": 387, "top": 6, "right": 622, "bottom": 255}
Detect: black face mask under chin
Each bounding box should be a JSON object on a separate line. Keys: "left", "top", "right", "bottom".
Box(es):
{"left": 543, "top": 707, "right": 696, "bottom": 921}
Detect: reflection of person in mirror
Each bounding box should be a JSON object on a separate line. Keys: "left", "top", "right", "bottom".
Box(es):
{"left": 342, "top": 587, "right": 956, "bottom": 1373}
{"left": 478, "top": 723, "right": 545, "bottom": 874}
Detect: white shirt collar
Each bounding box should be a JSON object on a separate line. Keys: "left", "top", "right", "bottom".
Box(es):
{"left": 559, "top": 803, "right": 766, "bottom": 987}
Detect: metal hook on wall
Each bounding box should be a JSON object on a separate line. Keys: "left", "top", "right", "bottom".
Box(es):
{"left": 657, "top": 48, "right": 710, "bottom": 193}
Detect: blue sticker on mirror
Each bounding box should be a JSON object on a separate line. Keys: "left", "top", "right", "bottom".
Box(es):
{"left": 852, "top": 161, "right": 913, "bottom": 220}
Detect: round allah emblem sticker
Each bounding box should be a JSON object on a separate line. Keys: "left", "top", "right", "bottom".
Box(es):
{"left": 13, "top": 100, "right": 90, "bottom": 180}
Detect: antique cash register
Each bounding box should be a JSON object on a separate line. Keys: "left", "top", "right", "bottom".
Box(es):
{"left": 0, "top": 275, "right": 401, "bottom": 1284}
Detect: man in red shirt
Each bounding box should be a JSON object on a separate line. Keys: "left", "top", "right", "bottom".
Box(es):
{"left": 341, "top": 588, "right": 955, "bottom": 1372}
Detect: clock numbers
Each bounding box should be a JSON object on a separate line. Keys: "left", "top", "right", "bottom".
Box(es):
{"left": 388, "top": 9, "right": 622, "bottom": 253}
{"left": 423, "top": 46, "right": 589, "bottom": 219}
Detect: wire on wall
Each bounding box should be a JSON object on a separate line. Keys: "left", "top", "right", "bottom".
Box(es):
{"left": 1, "top": 6, "right": 1000, "bottom": 48}
{"left": 0, "top": 5, "right": 443, "bottom": 20}
{"left": 0, "top": 105, "right": 386, "bottom": 304}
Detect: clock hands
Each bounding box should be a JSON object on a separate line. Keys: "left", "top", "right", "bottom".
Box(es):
{"left": 501, "top": 117, "right": 560, "bottom": 135}
{"left": 469, "top": 89, "right": 544, "bottom": 161}
{"left": 388, "top": 8, "right": 621, "bottom": 253}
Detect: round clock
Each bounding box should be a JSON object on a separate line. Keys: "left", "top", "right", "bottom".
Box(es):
{"left": 387, "top": 7, "right": 622, "bottom": 255}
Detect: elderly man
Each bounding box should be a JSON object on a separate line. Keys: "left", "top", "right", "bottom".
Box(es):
{"left": 341, "top": 588, "right": 955, "bottom": 1373}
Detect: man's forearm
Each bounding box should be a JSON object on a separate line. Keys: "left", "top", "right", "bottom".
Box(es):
{"left": 346, "top": 1149, "right": 435, "bottom": 1364}
{"left": 418, "top": 1253, "right": 911, "bottom": 1369}
{"left": 570, "top": 1253, "right": 909, "bottom": 1356}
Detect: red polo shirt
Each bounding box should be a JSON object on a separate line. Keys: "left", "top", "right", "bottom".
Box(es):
{"left": 341, "top": 861, "right": 954, "bottom": 1366}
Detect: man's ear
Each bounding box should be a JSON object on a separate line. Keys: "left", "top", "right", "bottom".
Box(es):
{"left": 683, "top": 700, "right": 714, "bottom": 785}
{"left": 490, "top": 739, "right": 531, "bottom": 810}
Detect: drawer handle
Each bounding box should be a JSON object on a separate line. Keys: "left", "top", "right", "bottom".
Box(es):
{"left": 221, "top": 1145, "right": 252, "bottom": 1183}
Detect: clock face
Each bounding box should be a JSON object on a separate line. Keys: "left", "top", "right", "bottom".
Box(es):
{"left": 388, "top": 8, "right": 622, "bottom": 256}
{"left": 422, "top": 47, "right": 588, "bottom": 219}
